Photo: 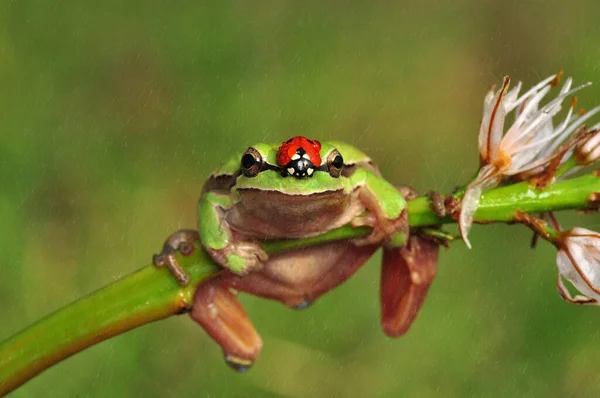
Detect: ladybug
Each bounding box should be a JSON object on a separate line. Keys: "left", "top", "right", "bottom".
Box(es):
{"left": 276, "top": 136, "right": 322, "bottom": 178}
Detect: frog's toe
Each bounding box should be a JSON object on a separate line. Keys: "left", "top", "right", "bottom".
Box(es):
{"left": 152, "top": 251, "right": 188, "bottom": 285}
{"left": 351, "top": 214, "right": 384, "bottom": 245}
{"left": 293, "top": 300, "right": 313, "bottom": 309}
{"left": 224, "top": 355, "right": 254, "bottom": 372}
{"left": 426, "top": 190, "right": 447, "bottom": 218}
{"left": 152, "top": 229, "right": 199, "bottom": 285}
{"left": 395, "top": 185, "right": 419, "bottom": 201}
{"left": 353, "top": 210, "right": 408, "bottom": 248}
{"left": 351, "top": 213, "right": 376, "bottom": 229}
{"left": 163, "top": 229, "right": 200, "bottom": 252}
{"left": 230, "top": 244, "right": 267, "bottom": 276}
{"left": 209, "top": 242, "right": 268, "bottom": 276}
{"left": 231, "top": 256, "right": 263, "bottom": 276}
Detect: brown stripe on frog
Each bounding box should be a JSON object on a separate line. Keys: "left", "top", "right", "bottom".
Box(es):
{"left": 202, "top": 172, "right": 241, "bottom": 194}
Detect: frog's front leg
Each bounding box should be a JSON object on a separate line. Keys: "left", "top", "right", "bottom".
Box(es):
{"left": 380, "top": 234, "right": 439, "bottom": 336}
{"left": 350, "top": 168, "right": 409, "bottom": 247}
{"left": 198, "top": 192, "right": 268, "bottom": 276}
{"left": 189, "top": 275, "right": 263, "bottom": 371}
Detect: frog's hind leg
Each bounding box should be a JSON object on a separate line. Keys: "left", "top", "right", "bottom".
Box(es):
{"left": 380, "top": 235, "right": 439, "bottom": 337}
{"left": 189, "top": 275, "right": 263, "bottom": 372}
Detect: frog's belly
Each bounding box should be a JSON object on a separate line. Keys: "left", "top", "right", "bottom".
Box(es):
{"left": 262, "top": 243, "right": 343, "bottom": 285}
{"left": 224, "top": 241, "right": 379, "bottom": 307}
{"left": 226, "top": 188, "right": 364, "bottom": 239}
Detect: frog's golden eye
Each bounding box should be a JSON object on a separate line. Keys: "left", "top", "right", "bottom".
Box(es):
{"left": 325, "top": 149, "right": 344, "bottom": 178}
{"left": 241, "top": 147, "right": 263, "bottom": 177}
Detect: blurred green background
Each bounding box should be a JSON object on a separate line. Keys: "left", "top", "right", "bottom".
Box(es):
{"left": 2, "top": 1, "right": 600, "bottom": 397}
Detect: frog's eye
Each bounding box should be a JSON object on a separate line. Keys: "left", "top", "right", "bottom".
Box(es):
{"left": 325, "top": 149, "right": 344, "bottom": 178}
{"left": 241, "top": 147, "right": 263, "bottom": 177}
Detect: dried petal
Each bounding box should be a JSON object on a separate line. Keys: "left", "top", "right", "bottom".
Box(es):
{"left": 478, "top": 76, "right": 510, "bottom": 164}
{"left": 459, "top": 165, "right": 501, "bottom": 248}
{"left": 458, "top": 186, "right": 481, "bottom": 250}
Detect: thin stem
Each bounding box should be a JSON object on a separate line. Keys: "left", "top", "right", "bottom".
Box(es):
{"left": 1, "top": 172, "right": 599, "bottom": 395}
{"left": 555, "top": 156, "right": 579, "bottom": 179}
{"left": 407, "top": 172, "right": 600, "bottom": 226}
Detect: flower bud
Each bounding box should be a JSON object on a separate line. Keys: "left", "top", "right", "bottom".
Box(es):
{"left": 555, "top": 227, "right": 600, "bottom": 304}
{"left": 575, "top": 128, "right": 600, "bottom": 165}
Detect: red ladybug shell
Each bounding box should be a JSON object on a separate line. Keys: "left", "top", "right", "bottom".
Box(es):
{"left": 276, "top": 136, "right": 322, "bottom": 167}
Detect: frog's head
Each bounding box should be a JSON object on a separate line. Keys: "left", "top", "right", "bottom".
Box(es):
{"left": 209, "top": 136, "right": 369, "bottom": 196}
{"left": 241, "top": 136, "right": 344, "bottom": 180}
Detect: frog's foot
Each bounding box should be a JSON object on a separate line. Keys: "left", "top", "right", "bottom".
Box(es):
{"left": 207, "top": 241, "right": 268, "bottom": 276}
{"left": 352, "top": 209, "right": 408, "bottom": 248}
{"left": 397, "top": 186, "right": 447, "bottom": 218}
{"left": 190, "top": 276, "right": 263, "bottom": 371}
{"left": 426, "top": 191, "right": 447, "bottom": 218}
{"left": 152, "top": 229, "right": 199, "bottom": 285}
{"left": 380, "top": 234, "right": 439, "bottom": 336}
{"left": 395, "top": 184, "right": 419, "bottom": 201}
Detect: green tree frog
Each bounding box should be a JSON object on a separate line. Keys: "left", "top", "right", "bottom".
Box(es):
{"left": 154, "top": 136, "right": 438, "bottom": 371}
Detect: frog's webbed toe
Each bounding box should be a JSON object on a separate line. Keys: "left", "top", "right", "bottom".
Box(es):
{"left": 189, "top": 276, "right": 263, "bottom": 371}
{"left": 349, "top": 178, "right": 410, "bottom": 248}
{"left": 207, "top": 241, "right": 268, "bottom": 276}
{"left": 352, "top": 209, "right": 408, "bottom": 248}
{"left": 152, "top": 229, "right": 199, "bottom": 285}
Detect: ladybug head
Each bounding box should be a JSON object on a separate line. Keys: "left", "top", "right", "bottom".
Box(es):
{"left": 276, "top": 136, "right": 322, "bottom": 178}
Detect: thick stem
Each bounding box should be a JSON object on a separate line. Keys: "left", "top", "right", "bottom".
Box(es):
{"left": 0, "top": 250, "right": 219, "bottom": 396}
{"left": 1, "top": 172, "right": 599, "bottom": 395}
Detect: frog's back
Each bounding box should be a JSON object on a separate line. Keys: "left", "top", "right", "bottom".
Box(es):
{"left": 324, "top": 141, "right": 380, "bottom": 176}
{"left": 211, "top": 143, "right": 278, "bottom": 177}
{"left": 323, "top": 141, "right": 371, "bottom": 165}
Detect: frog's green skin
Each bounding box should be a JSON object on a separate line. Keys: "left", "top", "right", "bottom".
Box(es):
{"left": 198, "top": 141, "right": 407, "bottom": 274}
{"left": 158, "top": 140, "right": 439, "bottom": 371}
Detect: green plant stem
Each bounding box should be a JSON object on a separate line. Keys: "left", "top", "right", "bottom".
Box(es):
{"left": 1, "top": 173, "right": 599, "bottom": 395}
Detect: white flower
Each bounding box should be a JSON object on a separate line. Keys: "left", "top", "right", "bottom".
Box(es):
{"left": 556, "top": 227, "right": 600, "bottom": 305}
{"left": 460, "top": 74, "right": 600, "bottom": 248}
